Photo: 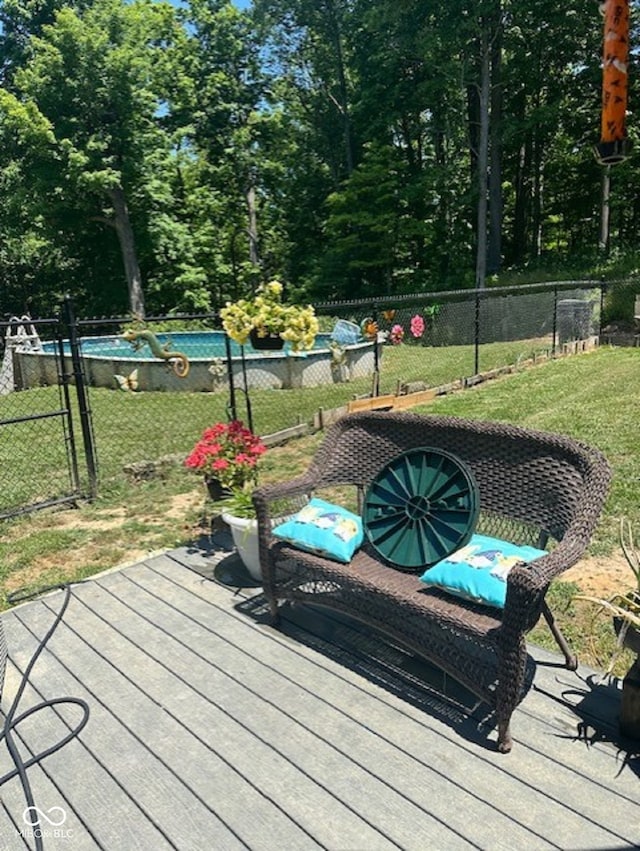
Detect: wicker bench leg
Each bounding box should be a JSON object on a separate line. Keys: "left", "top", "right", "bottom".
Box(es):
{"left": 496, "top": 690, "right": 516, "bottom": 753}
{"left": 497, "top": 721, "right": 513, "bottom": 753}
{"left": 496, "top": 637, "right": 527, "bottom": 753}
{"left": 266, "top": 594, "right": 280, "bottom": 626}
{"left": 542, "top": 601, "right": 578, "bottom": 670}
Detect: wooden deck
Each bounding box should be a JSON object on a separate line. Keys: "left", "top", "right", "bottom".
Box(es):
{"left": 0, "top": 532, "right": 639, "bottom": 850}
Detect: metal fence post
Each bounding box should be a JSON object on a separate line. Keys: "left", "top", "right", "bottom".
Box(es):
{"left": 372, "top": 303, "right": 380, "bottom": 396}
{"left": 224, "top": 332, "right": 238, "bottom": 423}
{"left": 62, "top": 295, "right": 98, "bottom": 498}
{"left": 474, "top": 290, "right": 480, "bottom": 376}
{"left": 55, "top": 327, "right": 80, "bottom": 493}
{"left": 552, "top": 286, "right": 558, "bottom": 354}
{"left": 239, "top": 345, "right": 254, "bottom": 433}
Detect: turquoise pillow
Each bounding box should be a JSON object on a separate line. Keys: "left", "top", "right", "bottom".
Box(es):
{"left": 271, "top": 498, "right": 364, "bottom": 563}
{"left": 419, "top": 533, "right": 547, "bottom": 608}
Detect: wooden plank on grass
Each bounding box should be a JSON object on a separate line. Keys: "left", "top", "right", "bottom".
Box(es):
{"left": 348, "top": 389, "right": 437, "bottom": 413}
{"left": 391, "top": 389, "right": 438, "bottom": 410}
{"left": 347, "top": 395, "right": 396, "bottom": 413}
{"left": 262, "top": 422, "right": 311, "bottom": 445}
{"left": 313, "top": 405, "right": 348, "bottom": 430}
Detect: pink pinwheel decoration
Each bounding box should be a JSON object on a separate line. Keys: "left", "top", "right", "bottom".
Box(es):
{"left": 389, "top": 324, "right": 404, "bottom": 345}
{"left": 410, "top": 315, "right": 425, "bottom": 338}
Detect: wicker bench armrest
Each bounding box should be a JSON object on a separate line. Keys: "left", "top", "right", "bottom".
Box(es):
{"left": 503, "top": 535, "right": 586, "bottom": 634}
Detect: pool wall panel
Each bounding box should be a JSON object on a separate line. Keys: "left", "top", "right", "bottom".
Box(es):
{"left": 14, "top": 340, "right": 379, "bottom": 393}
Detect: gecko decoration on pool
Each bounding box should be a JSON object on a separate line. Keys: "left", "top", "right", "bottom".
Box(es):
{"left": 121, "top": 328, "right": 190, "bottom": 377}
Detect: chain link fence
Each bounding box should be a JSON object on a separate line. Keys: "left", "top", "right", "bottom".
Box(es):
{"left": 313, "top": 281, "right": 602, "bottom": 399}
{"left": 0, "top": 314, "right": 85, "bottom": 518}
{"left": 0, "top": 281, "right": 603, "bottom": 516}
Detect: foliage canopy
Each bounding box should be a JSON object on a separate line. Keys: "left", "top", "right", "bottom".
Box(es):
{"left": 0, "top": 0, "right": 638, "bottom": 318}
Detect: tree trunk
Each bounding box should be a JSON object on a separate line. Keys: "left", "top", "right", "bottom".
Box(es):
{"left": 599, "top": 166, "right": 611, "bottom": 255}
{"left": 324, "top": 0, "right": 353, "bottom": 176}
{"left": 508, "top": 83, "right": 528, "bottom": 265}
{"left": 467, "top": 81, "right": 480, "bottom": 245}
{"left": 475, "top": 27, "right": 491, "bottom": 289}
{"left": 433, "top": 96, "right": 450, "bottom": 282}
{"left": 487, "top": 16, "right": 502, "bottom": 276}
{"left": 110, "top": 184, "right": 145, "bottom": 318}
{"left": 531, "top": 131, "right": 544, "bottom": 257}
{"left": 245, "top": 183, "right": 260, "bottom": 266}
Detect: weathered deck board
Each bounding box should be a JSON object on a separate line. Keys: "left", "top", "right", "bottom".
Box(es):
{"left": 0, "top": 547, "right": 638, "bottom": 851}
{"left": 10, "top": 579, "right": 470, "bottom": 849}
{"left": 149, "top": 556, "right": 640, "bottom": 849}
{"left": 72, "top": 567, "right": 546, "bottom": 849}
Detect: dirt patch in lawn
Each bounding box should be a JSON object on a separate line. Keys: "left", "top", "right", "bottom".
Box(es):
{"left": 47, "top": 491, "right": 204, "bottom": 532}
{"left": 563, "top": 552, "right": 630, "bottom": 599}
{"left": 1, "top": 489, "right": 207, "bottom": 601}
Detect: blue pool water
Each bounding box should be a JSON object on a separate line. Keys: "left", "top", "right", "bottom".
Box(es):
{"left": 43, "top": 331, "right": 335, "bottom": 359}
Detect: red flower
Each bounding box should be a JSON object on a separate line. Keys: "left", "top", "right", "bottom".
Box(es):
{"left": 184, "top": 420, "right": 267, "bottom": 491}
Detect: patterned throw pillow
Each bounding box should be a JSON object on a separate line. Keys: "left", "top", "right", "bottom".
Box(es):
{"left": 271, "top": 498, "right": 364, "bottom": 564}
{"left": 419, "top": 533, "right": 547, "bottom": 608}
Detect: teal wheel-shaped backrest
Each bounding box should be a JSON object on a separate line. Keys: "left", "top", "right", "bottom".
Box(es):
{"left": 362, "top": 447, "right": 480, "bottom": 571}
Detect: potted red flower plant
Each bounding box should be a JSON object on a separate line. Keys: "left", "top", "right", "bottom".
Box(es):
{"left": 184, "top": 420, "right": 266, "bottom": 500}
{"left": 185, "top": 421, "right": 269, "bottom": 581}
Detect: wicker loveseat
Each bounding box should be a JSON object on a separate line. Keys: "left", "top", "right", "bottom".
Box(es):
{"left": 252, "top": 411, "right": 611, "bottom": 752}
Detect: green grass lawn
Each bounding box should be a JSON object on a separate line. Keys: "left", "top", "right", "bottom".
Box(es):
{"left": 422, "top": 346, "right": 640, "bottom": 554}
{"left": 0, "top": 337, "right": 552, "bottom": 510}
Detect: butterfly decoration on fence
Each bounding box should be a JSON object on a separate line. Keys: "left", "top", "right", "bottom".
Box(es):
{"left": 113, "top": 369, "right": 139, "bottom": 392}
{"left": 208, "top": 359, "right": 225, "bottom": 380}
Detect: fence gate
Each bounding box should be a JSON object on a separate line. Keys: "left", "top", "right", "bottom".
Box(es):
{"left": 0, "top": 314, "right": 88, "bottom": 519}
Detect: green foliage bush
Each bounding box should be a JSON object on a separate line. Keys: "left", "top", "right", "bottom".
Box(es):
{"left": 602, "top": 279, "right": 640, "bottom": 324}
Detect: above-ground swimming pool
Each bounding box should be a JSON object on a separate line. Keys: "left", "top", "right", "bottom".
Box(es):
{"left": 14, "top": 330, "right": 379, "bottom": 392}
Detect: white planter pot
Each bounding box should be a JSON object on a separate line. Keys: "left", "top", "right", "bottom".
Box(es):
{"left": 221, "top": 512, "right": 262, "bottom": 581}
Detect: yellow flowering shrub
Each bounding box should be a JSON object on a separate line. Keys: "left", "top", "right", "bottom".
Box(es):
{"left": 220, "top": 281, "right": 318, "bottom": 352}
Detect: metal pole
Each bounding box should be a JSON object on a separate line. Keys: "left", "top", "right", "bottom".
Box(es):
{"left": 63, "top": 295, "right": 98, "bottom": 498}
{"left": 240, "top": 345, "right": 254, "bottom": 433}
{"left": 372, "top": 303, "right": 380, "bottom": 396}
{"left": 55, "top": 327, "right": 80, "bottom": 493}
{"left": 224, "top": 332, "right": 238, "bottom": 422}
{"left": 599, "top": 166, "right": 611, "bottom": 254}
{"left": 474, "top": 291, "right": 480, "bottom": 376}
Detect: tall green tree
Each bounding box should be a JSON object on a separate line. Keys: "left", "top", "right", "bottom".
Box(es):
{"left": 181, "top": 0, "right": 282, "bottom": 300}
{"left": 322, "top": 0, "right": 476, "bottom": 291}
{"left": 253, "top": 0, "right": 357, "bottom": 186}
{"left": 500, "top": 0, "right": 600, "bottom": 264}
{"left": 1, "top": 0, "right": 189, "bottom": 316}
{"left": 0, "top": 0, "right": 89, "bottom": 87}
{"left": 0, "top": 0, "right": 633, "bottom": 320}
